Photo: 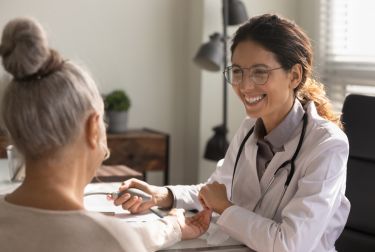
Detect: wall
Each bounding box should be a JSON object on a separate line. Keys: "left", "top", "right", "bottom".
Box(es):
{"left": 0, "top": 0, "right": 200, "bottom": 185}
{"left": 296, "top": 0, "right": 321, "bottom": 75}
{"left": 0, "top": 0, "right": 315, "bottom": 185}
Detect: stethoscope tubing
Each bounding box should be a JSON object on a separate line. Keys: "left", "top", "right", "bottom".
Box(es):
{"left": 230, "top": 113, "right": 308, "bottom": 218}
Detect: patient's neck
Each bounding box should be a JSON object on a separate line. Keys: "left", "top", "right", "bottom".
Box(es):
{"left": 5, "top": 148, "right": 91, "bottom": 211}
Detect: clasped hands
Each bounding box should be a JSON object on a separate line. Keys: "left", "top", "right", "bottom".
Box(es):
{"left": 198, "top": 181, "right": 233, "bottom": 214}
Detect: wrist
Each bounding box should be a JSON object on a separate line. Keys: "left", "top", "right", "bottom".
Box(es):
{"left": 155, "top": 186, "right": 174, "bottom": 209}
{"left": 217, "top": 201, "right": 233, "bottom": 214}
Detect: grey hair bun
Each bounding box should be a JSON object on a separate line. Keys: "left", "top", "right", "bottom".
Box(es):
{"left": 0, "top": 17, "right": 52, "bottom": 80}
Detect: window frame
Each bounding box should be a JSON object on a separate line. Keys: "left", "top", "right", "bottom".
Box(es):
{"left": 319, "top": 0, "right": 375, "bottom": 110}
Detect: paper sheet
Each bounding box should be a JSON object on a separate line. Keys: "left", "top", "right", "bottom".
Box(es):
{"left": 83, "top": 182, "right": 160, "bottom": 222}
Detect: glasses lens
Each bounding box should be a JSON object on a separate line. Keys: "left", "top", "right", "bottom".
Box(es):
{"left": 251, "top": 68, "right": 269, "bottom": 85}
{"left": 225, "top": 66, "right": 243, "bottom": 85}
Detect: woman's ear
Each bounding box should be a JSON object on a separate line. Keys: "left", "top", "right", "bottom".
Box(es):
{"left": 290, "top": 64, "right": 303, "bottom": 89}
{"left": 85, "top": 112, "right": 100, "bottom": 149}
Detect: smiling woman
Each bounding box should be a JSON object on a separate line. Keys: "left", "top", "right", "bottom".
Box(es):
{"left": 228, "top": 40, "right": 296, "bottom": 132}
{"left": 112, "top": 13, "right": 350, "bottom": 252}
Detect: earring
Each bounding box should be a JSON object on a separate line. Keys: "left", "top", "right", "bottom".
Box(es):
{"left": 100, "top": 142, "right": 111, "bottom": 161}
{"left": 104, "top": 148, "right": 111, "bottom": 161}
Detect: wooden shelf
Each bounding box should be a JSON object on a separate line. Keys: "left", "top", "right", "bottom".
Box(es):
{"left": 105, "top": 129, "right": 170, "bottom": 185}
{"left": 0, "top": 128, "right": 170, "bottom": 185}
{"left": 92, "top": 164, "right": 143, "bottom": 183}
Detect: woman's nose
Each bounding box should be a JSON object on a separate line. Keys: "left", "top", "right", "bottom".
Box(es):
{"left": 239, "top": 76, "right": 256, "bottom": 90}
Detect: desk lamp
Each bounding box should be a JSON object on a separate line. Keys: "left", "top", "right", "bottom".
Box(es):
{"left": 194, "top": 0, "right": 248, "bottom": 161}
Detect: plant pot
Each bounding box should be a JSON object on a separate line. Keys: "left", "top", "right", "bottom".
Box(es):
{"left": 107, "top": 111, "right": 128, "bottom": 133}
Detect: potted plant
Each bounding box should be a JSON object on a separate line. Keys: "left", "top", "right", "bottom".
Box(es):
{"left": 104, "top": 90, "right": 131, "bottom": 133}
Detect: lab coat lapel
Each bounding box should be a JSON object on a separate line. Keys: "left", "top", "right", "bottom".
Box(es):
{"left": 232, "top": 132, "right": 262, "bottom": 209}
{"left": 247, "top": 133, "right": 262, "bottom": 198}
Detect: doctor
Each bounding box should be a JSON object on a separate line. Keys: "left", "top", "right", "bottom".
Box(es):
{"left": 114, "top": 14, "right": 350, "bottom": 252}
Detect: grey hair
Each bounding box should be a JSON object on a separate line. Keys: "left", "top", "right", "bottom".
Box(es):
{"left": 0, "top": 17, "right": 103, "bottom": 159}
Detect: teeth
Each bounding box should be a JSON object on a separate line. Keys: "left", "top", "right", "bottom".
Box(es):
{"left": 245, "top": 95, "right": 264, "bottom": 104}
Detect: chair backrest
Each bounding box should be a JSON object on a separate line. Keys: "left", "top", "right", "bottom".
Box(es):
{"left": 336, "top": 94, "right": 375, "bottom": 251}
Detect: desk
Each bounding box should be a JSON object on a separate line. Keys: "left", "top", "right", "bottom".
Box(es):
{"left": 0, "top": 169, "right": 251, "bottom": 252}
{"left": 160, "top": 239, "right": 252, "bottom": 251}
{"left": 84, "top": 183, "right": 252, "bottom": 251}
{"left": 85, "top": 183, "right": 253, "bottom": 252}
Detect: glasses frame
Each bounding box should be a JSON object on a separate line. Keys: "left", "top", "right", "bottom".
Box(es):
{"left": 223, "top": 65, "right": 283, "bottom": 86}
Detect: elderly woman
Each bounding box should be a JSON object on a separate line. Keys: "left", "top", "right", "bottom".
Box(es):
{"left": 0, "top": 17, "right": 211, "bottom": 252}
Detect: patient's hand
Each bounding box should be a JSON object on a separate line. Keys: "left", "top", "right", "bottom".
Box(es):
{"left": 170, "top": 208, "right": 212, "bottom": 240}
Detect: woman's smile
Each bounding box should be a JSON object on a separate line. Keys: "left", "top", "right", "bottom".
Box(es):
{"left": 244, "top": 94, "right": 267, "bottom": 106}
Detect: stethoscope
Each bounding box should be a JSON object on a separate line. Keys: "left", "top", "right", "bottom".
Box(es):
{"left": 230, "top": 113, "right": 308, "bottom": 219}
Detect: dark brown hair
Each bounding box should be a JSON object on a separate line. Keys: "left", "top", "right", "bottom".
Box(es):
{"left": 231, "top": 14, "right": 342, "bottom": 128}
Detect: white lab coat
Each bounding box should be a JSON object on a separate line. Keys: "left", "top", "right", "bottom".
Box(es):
{"left": 169, "top": 101, "right": 350, "bottom": 252}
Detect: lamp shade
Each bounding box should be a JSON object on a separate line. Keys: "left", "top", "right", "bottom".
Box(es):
{"left": 228, "top": 0, "right": 248, "bottom": 25}
{"left": 193, "top": 33, "right": 223, "bottom": 72}
{"left": 204, "top": 125, "right": 229, "bottom": 161}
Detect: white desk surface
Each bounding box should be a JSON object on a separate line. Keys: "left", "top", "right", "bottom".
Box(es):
{"left": 83, "top": 183, "right": 253, "bottom": 251}
{"left": 0, "top": 161, "right": 253, "bottom": 252}
{"left": 160, "top": 239, "right": 252, "bottom": 251}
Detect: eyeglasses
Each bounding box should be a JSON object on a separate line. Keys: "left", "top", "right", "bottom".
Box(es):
{"left": 223, "top": 65, "right": 283, "bottom": 86}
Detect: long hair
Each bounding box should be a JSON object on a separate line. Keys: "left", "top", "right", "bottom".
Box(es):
{"left": 231, "top": 14, "right": 342, "bottom": 129}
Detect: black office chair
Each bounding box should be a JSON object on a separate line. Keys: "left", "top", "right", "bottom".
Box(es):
{"left": 335, "top": 94, "right": 375, "bottom": 252}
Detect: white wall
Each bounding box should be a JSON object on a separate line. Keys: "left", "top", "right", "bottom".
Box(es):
{"left": 198, "top": 0, "right": 299, "bottom": 182}
{"left": 0, "top": 0, "right": 315, "bottom": 185}
{"left": 0, "top": 0, "right": 200, "bottom": 185}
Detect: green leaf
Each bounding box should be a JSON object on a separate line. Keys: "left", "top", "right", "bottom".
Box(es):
{"left": 104, "top": 90, "right": 131, "bottom": 111}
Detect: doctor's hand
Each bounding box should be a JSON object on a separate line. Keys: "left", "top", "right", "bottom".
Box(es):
{"left": 108, "top": 178, "right": 173, "bottom": 214}
{"left": 199, "top": 182, "right": 233, "bottom": 214}
{"left": 170, "top": 208, "right": 213, "bottom": 240}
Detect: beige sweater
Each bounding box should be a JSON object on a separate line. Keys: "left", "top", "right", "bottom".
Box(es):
{"left": 0, "top": 196, "right": 181, "bottom": 252}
